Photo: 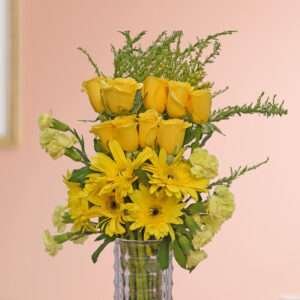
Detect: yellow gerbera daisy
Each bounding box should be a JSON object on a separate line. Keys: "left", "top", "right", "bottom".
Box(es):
{"left": 94, "top": 194, "right": 126, "bottom": 236}
{"left": 143, "top": 148, "right": 208, "bottom": 199}
{"left": 126, "top": 185, "right": 184, "bottom": 240}
{"left": 65, "top": 180, "right": 102, "bottom": 232}
{"left": 88, "top": 140, "right": 153, "bottom": 201}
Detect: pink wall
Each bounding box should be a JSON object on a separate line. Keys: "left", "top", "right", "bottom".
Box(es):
{"left": 1, "top": 0, "right": 299, "bottom": 299}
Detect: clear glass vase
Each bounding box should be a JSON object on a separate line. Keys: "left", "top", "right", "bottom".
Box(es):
{"left": 114, "top": 239, "right": 173, "bottom": 300}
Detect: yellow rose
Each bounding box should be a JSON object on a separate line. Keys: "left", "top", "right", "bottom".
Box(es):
{"left": 166, "top": 80, "right": 192, "bottom": 118}
{"left": 187, "top": 89, "right": 212, "bottom": 123}
{"left": 102, "top": 78, "right": 142, "bottom": 114}
{"left": 157, "top": 119, "right": 191, "bottom": 154}
{"left": 142, "top": 76, "right": 168, "bottom": 113}
{"left": 138, "top": 109, "right": 161, "bottom": 148}
{"left": 112, "top": 115, "right": 138, "bottom": 152}
{"left": 90, "top": 120, "right": 115, "bottom": 150}
{"left": 82, "top": 77, "right": 105, "bottom": 113}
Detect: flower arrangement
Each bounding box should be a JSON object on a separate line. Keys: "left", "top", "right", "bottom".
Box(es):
{"left": 40, "top": 30, "right": 287, "bottom": 272}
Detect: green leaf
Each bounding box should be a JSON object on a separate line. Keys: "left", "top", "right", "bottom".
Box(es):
{"left": 64, "top": 147, "right": 82, "bottom": 162}
{"left": 134, "top": 169, "right": 149, "bottom": 186}
{"left": 51, "top": 118, "right": 70, "bottom": 131}
{"left": 178, "top": 234, "right": 192, "bottom": 256}
{"left": 186, "top": 201, "right": 206, "bottom": 215}
{"left": 69, "top": 167, "right": 92, "bottom": 184}
{"left": 93, "top": 138, "right": 107, "bottom": 153}
{"left": 53, "top": 232, "right": 73, "bottom": 244}
{"left": 157, "top": 238, "right": 170, "bottom": 270}
{"left": 183, "top": 126, "right": 194, "bottom": 145}
{"left": 62, "top": 212, "right": 73, "bottom": 224}
{"left": 131, "top": 90, "right": 143, "bottom": 114}
{"left": 173, "top": 240, "right": 187, "bottom": 269}
{"left": 94, "top": 234, "right": 109, "bottom": 242}
{"left": 91, "top": 238, "right": 113, "bottom": 263}
{"left": 184, "top": 215, "right": 200, "bottom": 234}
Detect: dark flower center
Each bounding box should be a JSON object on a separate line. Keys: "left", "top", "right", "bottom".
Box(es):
{"left": 110, "top": 201, "right": 118, "bottom": 210}
{"left": 150, "top": 207, "right": 160, "bottom": 216}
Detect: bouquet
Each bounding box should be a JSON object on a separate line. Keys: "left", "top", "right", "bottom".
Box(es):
{"left": 40, "top": 31, "right": 287, "bottom": 274}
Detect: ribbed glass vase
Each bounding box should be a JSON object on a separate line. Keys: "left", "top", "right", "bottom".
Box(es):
{"left": 114, "top": 239, "right": 173, "bottom": 300}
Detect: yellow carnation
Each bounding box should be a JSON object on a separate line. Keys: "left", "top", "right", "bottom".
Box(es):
{"left": 189, "top": 148, "right": 219, "bottom": 179}
{"left": 40, "top": 128, "right": 77, "bottom": 159}
{"left": 208, "top": 186, "right": 235, "bottom": 221}
{"left": 186, "top": 249, "right": 207, "bottom": 269}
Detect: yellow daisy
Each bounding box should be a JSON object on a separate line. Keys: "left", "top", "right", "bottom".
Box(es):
{"left": 93, "top": 194, "right": 126, "bottom": 237}
{"left": 88, "top": 140, "right": 153, "bottom": 201}
{"left": 143, "top": 148, "right": 208, "bottom": 199}
{"left": 65, "top": 180, "right": 102, "bottom": 232}
{"left": 126, "top": 185, "right": 184, "bottom": 240}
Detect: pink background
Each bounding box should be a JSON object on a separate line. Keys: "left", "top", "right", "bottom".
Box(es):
{"left": 1, "top": 0, "right": 299, "bottom": 299}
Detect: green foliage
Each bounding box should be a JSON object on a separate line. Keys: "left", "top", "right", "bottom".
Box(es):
{"left": 184, "top": 215, "right": 200, "bottom": 234}
{"left": 173, "top": 239, "right": 187, "bottom": 269}
{"left": 186, "top": 201, "right": 206, "bottom": 215}
{"left": 51, "top": 118, "right": 70, "bottom": 131}
{"left": 134, "top": 169, "right": 149, "bottom": 186}
{"left": 69, "top": 166, "right": 93, "bottom": 185}
{"left": 93, "top": 138, "right": 107, "bottom": 153}
{"left": 78, "top": 47, "right": 102, "bottom": 76}
{"left": 69, "top": 128, "right": 90, "bottom": 165}
{"left": 91, "top": 237, "right": 114, "bottom": 263}
{"left": 209, "top": 157, "right": 270, "bottom": 188}
{"left": 64, "top": 147, "right": 83, "bottom": 162}
{"left": 157, "top": 238, "right": 171, "bottom": 270}
{"left": 210, "top": 92, "right": 288, "bottom": 122}
{"left": 112, "top": 30, "right": 236, "bottom": 86}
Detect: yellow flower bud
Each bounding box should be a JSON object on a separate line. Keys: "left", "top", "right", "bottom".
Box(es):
{"left": 101, "top": 78, "right": 142, "bottom": 114}
{"left": 42, "top": 230, "right": 63, "bottom": 256}
{"left": 112, "top": 115, "right": 138, "bottom": 152}
{"left": 38, "top": 113, "right": 53, "bottom": 130}
{"left": 138, "top": 109, "right": 161, "bottom": 148}
{"left": 90, "top": 120, "right": 115, "bottom": 150}
{"left": 157, "top": 119, "right": 191, "bottom": 154}
{"left": 52, "top": 206, "right": 66, "bottom": 233}
{"left": 142, "top": 76, "right": 168, "bottom": 113}
{"left": 166, "top": 80, "right": 192, "bottom": 118}
{"left": 82, "top": 77, "right": 105, "bottom": 113}
{"left": 40, "top": 128, "right": 77, "bottom": 159}
{"left": 187, "top": 89, "right": 212, "bottom": 123}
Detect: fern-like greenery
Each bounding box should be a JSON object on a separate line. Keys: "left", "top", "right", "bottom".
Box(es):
{"left": 111, "top": 30, "right": 236, "bottom": 86}
{"left": 209, "top": 157, "right": 270, "bottom": 188}
{"left": 210, "top": 92, "right": 288, "bottom": 122}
